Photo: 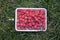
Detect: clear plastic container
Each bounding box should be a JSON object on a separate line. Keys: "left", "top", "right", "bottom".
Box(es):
{"left": 15, "top": 8, "right": 47, "bottom": 32}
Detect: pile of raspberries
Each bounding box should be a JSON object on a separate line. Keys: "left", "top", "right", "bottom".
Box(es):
{"left": 17, "top": 9, "right": 45, "bottom": 30}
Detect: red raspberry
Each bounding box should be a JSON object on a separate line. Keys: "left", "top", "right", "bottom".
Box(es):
{"left": 27, "top": 19, "right": 31, "bottom": 22}
{"left": 39, "top": 10, "right": 44, "bottom": 16}
{"left": 17, "top": 27, "right": 20, "bottom": 30}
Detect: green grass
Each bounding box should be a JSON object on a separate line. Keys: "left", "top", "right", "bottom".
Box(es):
{"left": 0, "top": 0, "right": 60, "bottom": 40}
